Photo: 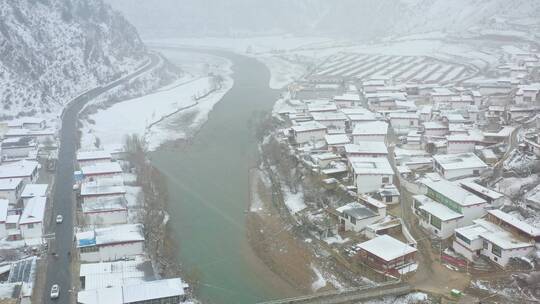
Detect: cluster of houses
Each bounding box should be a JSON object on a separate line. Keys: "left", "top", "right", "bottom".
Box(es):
{"left": 73, "top": 150, "right": 189, "bottom": 304}
{"left": 276, "top": 48, "right": 540, "bottom": 278}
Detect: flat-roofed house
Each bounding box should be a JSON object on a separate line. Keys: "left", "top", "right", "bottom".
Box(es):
{"left": 80, "top": 162, "right": 123, "bottom": 182}
{"left": 82, "top": 196, "right": 129, "bottom": 227}
{"left": 336, "top": 202, "right": 382, "bottom": 233}
{"left": 421, "top": 121, "right": 448, "bottom": 137}
{"left": 421, "top": 178, "right": 487, "bottom": 226}
{"left": 19, "top": 196, "right": 46, "bottom": 241}
{"left": 344, "top": 143, "right": 388, "bottom": 158}
{"left": 388, "top": 112, "right": 420, "bottom": 130}
{"left": 0, "top": 160, "right": 39, "bottom": 184}
{"left": 76, "top": 224, "right": 145, "bottom": 262}
{"left": 459, "top": 182, "right": 505, "bottom": 207}
{"left": 352, "top": 121, "right": 388, "bottom": 143}
{"left": 325, "top": 134, "right": 350, "bottom": 153}
{"left": 334, "top": 93, "right": 361, "bottom": 108}
{"left": 20, "top": 184, "right": 48, "bottom": 208}
{"left": 357, "top": 235, "right": 418, "bottom": 276}
{"left": 0, "top": 178, "right": 23, "bottom": 206}
{"left": 0, "top": 199, "right": 8, "bottom": 239}
{"left": 80, "top": 177, "right": 126, "bottom": 205}
{"left": 77, "top": 150, "right": 113, "bottom": 167}
{"left": 290, "top": 121, "right": 328, "bottom": 145}
{"left": 433, "top": 153, "right": 488, "bottom": 180}
{"left": 1, "top": 137, "right": 38, "bottom": 161}
{"left": 348, "top": 157, "right": 394, "bottom": 194}
{"left": 412, "top": 194, "right": 463, "bottom": 239}
{"left": 311, "top": 112, "right": 347, "bottom": 130}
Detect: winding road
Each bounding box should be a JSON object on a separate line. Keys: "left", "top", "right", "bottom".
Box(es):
{"left": 41, "top": 53, "right": 159, "bottom": 304}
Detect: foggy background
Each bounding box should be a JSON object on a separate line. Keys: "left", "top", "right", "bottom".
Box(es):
{"left": 105, "top": 0, "right": 540, "bottom": 39}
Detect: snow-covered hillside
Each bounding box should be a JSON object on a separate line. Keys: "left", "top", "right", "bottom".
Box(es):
{"left": 106, "top": 0, "right": 540, "bottom": 40}
{"left": 0, "top": 0, "right": 147, "bottom": 119}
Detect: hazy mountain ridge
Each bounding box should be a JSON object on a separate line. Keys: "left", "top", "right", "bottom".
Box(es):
{"left": 0, "top": 0, "right": 146, "bottom": 118}
{"left": 106, "top": 0, "right": 540, "bottom": 39}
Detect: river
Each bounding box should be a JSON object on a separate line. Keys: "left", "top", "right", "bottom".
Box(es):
{"left": 150, "top": 49, "right": 298, "bottom": 304}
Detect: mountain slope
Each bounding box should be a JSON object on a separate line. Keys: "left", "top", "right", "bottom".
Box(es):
{"left": 0, "top": 0, "right": 146, "bottom": 118}
{"left": 105, "top": 0, "right": 540, "bottom": 39}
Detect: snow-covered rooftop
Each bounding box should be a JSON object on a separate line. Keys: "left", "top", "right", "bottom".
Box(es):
{"left": 352, "top": 121, "right": 388, "bottom": 136}
{"left": 459, "top": 181, "right": 504, "bottom": 201}
{"left": 488, "top": 209, "right": 540, "bottom": 237}
{"left": 19, "top": 197, "right": 46, "bottom": 225}
{"left": 82, "top": 196, "right": 128, "bottom": 213}
{"left": 422, "top": 121, "right": 447, "bottom": 130}
{"left": 80, "top": 177, "right": 126, "bottom": 197}
{"left": 76, "top": 224, "right": 144, "bottom": 248}
{"left": 79, "top": 259, "right": 151, "bottom": 291}
{"left": 325, "top": 134, "right": 350, "bottom": 145}
{"left": 311, "top": 111, "right": 347, "bottom": 121}
{"left": 334, "top": 93, "right": 360, "bottom": 101}
{"left": 480, "top": 231, "right": 534, "bottom": 250}
{"left": 345, "top": 142, "right": 388, "bottom": 155}
{"left": 455, "top": 219, "right": 500, "bottom": 241}
{"left": 433, "top": 153, "right": 487, "bottom": 171}
{"left": 77, "top": 150, "right": 113, "bottom": 162}
{"left": 422, "top": 178, "right": 486, "bottom": 207}
{"left": 0, "top": 160, "right": 38, "bottom": 179}
{"left": 358, "top": 235, "right": 417, "bottom": 262}
{"left": 388, "top": 112, "right": 419, "bottom": 119}
{"left": 349, "top": 157, "right": 394, "bottom": 175}
{"left": 81, "top": 162, "right": 122, "bottom": 177}
{"left": 291, "top": 121, "right": 327, "bottom": 133}
{"left": 416, "top": 197, "right": 463, "bottom": 221}
{"left": 0, "top": 178, "right": 23, "bottom": 191}
{"left": 20, "top": 184, "right": 48, "bottom": 198}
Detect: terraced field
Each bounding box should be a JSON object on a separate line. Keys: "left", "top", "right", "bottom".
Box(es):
{"left": 311, "top": 53, "right": 475, "bottom": 84}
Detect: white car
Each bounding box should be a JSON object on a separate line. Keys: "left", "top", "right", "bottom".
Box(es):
{"left": 50, "top": 284, "right": 60, "bottom": 299}
{"left": 56, "top": 215, "right": 63, "bottom": 224}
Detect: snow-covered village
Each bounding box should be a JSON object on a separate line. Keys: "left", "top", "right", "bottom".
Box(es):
{"left": 1, "top": 1, "right": 540, "bottom": 304}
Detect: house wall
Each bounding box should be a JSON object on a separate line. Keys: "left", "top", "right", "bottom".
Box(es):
{"left": 83, "top": 172, "right": 122, "bottom": 183}
{"left": 78, "top": 159, "right": 113, "bottom": 167}
{"left": 452, "top": 240, "right": 478, "bottom": 261}
{"left": 437, "top": 166, "right": 486, "bottom": 180}
{"left": 20, "top": 222, "right": 43, "bottom": 240}
{"left": 353, "top": 134, "right": 386, "bottom": 144}
{"left": 390, "top": 118, "right": 419, "bottom": 128}
{"left": 0, "top": 223, "right": 6, "bottom": 239}
{"left": 335, "top": 101, "right": 355, "bottom": 108}
{"left": 84, "top": 210, "right": 128, "bottom": 226}
{"left": 355, "top": 174, "right": 393, "bottom": 194}
{"left": 316, "top": 120, "right": 346, "bottom": 130}
{"left": 481, "top": 241, "right": 534, "bottom": 268}
{"left": 424, "top": 128, "right": 448, "bottom": 137}
{"left": 339, "top": 214, "right": 383, "bottom": 232}
{"left": 1, "top": 146, "right": 35, "bottom": 158}
{"left": 0, "top": 189, "right": 19, "bottom": 206}
{"left": 419, "top": 216, "right": 459, "bottom": 239}
{"left": 295, "top": 129, "right": 327, "bottom": 144}
{"left": 80, "top": 241, "right": 144, "bottom": 262}
{"left": 447, "top": 141, "right": 476, "bottom": 154}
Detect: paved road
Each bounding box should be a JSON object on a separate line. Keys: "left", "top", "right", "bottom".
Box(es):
{"left": 42, "top": 53, "right": 159, "bottom": 304}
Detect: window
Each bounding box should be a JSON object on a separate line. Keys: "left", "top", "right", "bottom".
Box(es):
{"left": 492, "top": 244, "right": 502, "bottom": 257}
{"left": 6, "top": 223, "right": 16, "bottom": 229}
{"left": 430, "top": 215, "right": 442, "bottom": 230}
{"left": 409, "top": 120, "right": 414, "bottom": 126}
{"left": 385, "top": 196, "right": 392, "bottom": 203}
{"left": 382, "top": 176, "right": 389, "bottom": 184}
{"left": 350, "top": 217, "right": 356, "bottom": 225}
{"left": 456, "top": 232, "right": 471, "bottom": 245}
{"left": 80, "top": 246, "right": 99, "bottom": 253}
{"left": 473, "top": 169, "right": 480, "bottom": 175}
{"left": 483, "top": 241, "right": 488, "bottom": 250}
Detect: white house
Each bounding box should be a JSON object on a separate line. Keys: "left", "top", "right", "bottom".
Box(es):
{"left": 433, "top": 153, "right": 488, "bottom": 180}
{"left": 0, "top": 160, "right": 39, "bottom": 184}
{"left": 342, "top": 108, "right": 378, "bottom": 130}
{"left": 344, "top": 142, "right": 388, "bottom": 158}
{"left": 82, "top": 196, "right": 129, "bottom": 227}
{"left": 3, "top": 128, "right": 56, "bottom": 144}
{"left": 377, "top": 184, "right": 400, "bottom": 204}
{"left": 0, "top": 178, "right": 23, "bottom": 206}
{"left": 311, "top": 112, "right": 348, "bottom": 130}
{"left": 352, "top": 121, "right": 389, "bottom": 143}
{"left": 78, "top": 278, "right": 187, "bottom": 304}
{"left": 20, "top": 184, "right": 48, "bottom": 207}
{"left": 348, "top": 157, "right": 394, "bottom": 193}
{"left": 80, "top": 177, "right": 126, "bottom": 204}
{"left": 479, "top": 230, "right": 535, "bottom": 268}
{"left": 336, "top": 202, "right": 383, "bottom": 233}
{"left": 77, "top": 150, "right": 113, "bottom": 166}
{"left": 0, "top": 199, "right": 8, "bottom": 239}
{"left": 421, "top": 121, "right": 448, "bottom": 137}
{"left": 388, "top": 112, "right": 420, "bottom": 131}
{"left": 1, "top": 137, "right": 37, "bottom": 161}
{"left": 515, "top": 83, "right": 540, "bottom": 105}
{"left": 18, "top": 196, "right": 46, "bottom": 241}
{"left": 459, "top": 182, "right": 505, "bottom": 207}
{"left": 290, "top": 121, "right": 328, "bottom": 145}
{"left": 76, "top": 224, "right": 145, "bottom": 262}
{"left": 334, "top": 93, "right": 361, "bottom": 108}
{"left": 453, "top": 219, "right": 500, "bottom": 262}
{"left": 421, "top": 178, "right": 487, "bottom": 226}
{"left": 413, "top": 194, "right": 463, "bottom": 239}
{"left": 325, "top": 134, "right": 350, "bottom": 153}
{"left": 80, "top": 162, "right": 123, "bottom": 182}
{"left": 6, "top": 117, "right": 46, "bottom": 130}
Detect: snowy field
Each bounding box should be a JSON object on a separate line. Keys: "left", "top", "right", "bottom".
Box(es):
{"left": 81, "top": 51, "right": 233, "bottom": 151}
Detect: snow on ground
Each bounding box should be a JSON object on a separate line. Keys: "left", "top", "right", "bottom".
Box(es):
{"left": 283, "top": 188, "right": 306, "bottom": 215}
{"left": 365, "top": 292, "right": 429, "bottom": 304}
{"left": 496, "top": 174, "right": 540, "bottom": 198}
{"left": 256, "top": 55, "right": 307, "bottom": 89}
{"left": 310, "top": 264, "right": 327, "bottom": 291}
{"left": 81, "top": 52, "right": 234, "bottom": 151}
{"left": 324, "top": 234, "right": 349, "bottom": 245}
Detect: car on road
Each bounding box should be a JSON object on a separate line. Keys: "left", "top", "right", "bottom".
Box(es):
{"left": 50, "top": 284, "right": 60, "bottom": 299}
{"left": 56, "top": 215, "right": 63, "bottom": 224}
